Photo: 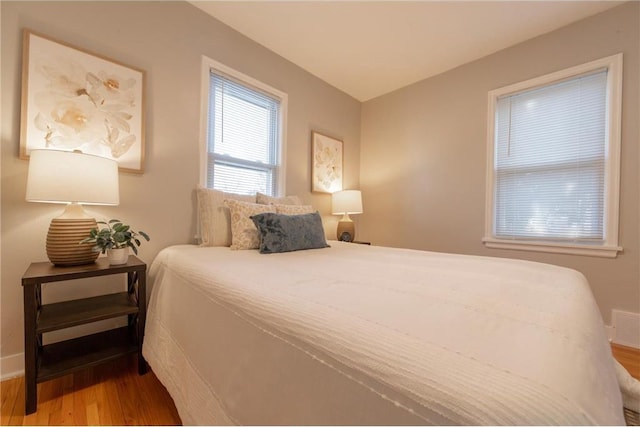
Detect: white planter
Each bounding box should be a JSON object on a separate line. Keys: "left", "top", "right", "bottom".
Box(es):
{"left": 107, "top": 248, "right": 129, "bottom": 265}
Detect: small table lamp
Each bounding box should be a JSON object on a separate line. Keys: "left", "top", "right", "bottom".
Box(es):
{"left": 26, "top": 150, "right": 119, "bottom": 266}
{"left": 332, "top": 190, "right": 363, "bottom": 242}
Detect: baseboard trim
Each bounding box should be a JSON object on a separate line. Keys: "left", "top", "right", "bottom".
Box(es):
{"left": 1, "top": 352, "right": 24, "bottom": 381}
{"left": 611, "top": 310, "right": 640, "bottom": 349}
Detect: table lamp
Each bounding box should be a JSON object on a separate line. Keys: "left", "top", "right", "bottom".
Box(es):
{"left": 332, "top": 190, "right": 363, "bottom": 242}
{"left": 26, "top": 149, "right": 119, "bottom": 266}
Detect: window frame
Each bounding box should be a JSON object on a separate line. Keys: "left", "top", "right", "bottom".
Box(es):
{"left": 483, "top": 54, "right": 623, "bottom": 258}
{"left": 199, "top": 56, "right": 288, "bottom": 196}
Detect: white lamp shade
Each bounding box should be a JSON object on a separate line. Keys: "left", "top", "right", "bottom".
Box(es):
{"left": 332, "top": 190, "right": 363, "bottom": 215}
{"left": 26, "top": 149, "right": 119, "bottom": 205}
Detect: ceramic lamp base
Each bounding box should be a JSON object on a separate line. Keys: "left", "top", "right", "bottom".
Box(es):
{"left": 46, "top": 218, "right": 99, "bottom": 266}
{"left": 337, "top": 220, "right": 355, "bottom": 242}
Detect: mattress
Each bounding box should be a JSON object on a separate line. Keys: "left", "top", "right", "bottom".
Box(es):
{"left": 142, "top": 243, "right": 624, "bottom": 425}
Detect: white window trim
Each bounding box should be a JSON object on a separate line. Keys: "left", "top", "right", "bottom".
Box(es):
{"left": 199, "top": 55, "right": 288, "bottom": 195}
{"left": 483, "top": 54, "right": 623, "bottom": 258}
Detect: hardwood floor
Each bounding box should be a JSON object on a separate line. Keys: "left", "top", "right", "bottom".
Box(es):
{"left": 2, "top": 345, "right": 639, "bottom": 425}
{"left": 613, "top": 343, "right": 640, "bottom": 380}
{"left": 0, "top": 355, "right": 181, "bottom": 426}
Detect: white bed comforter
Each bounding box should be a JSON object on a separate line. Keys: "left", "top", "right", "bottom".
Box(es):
{"left": 143, "top": 243, "right": 623, "bottom": 425}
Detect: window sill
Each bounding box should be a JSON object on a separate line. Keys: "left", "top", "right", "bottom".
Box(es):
{"left": 482, "top": 237, "right": 622, "bottom": 258}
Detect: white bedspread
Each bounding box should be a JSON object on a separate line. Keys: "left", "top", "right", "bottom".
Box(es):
{"left": 143, "top": 243, "right": 624, "bottom": 425}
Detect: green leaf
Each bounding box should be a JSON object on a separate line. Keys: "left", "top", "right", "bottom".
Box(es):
{"left": 113, "top": 224, "right": 129, "bottom": 233}
{"left": 113, "top": 232, "right": 126, "bottom": 243}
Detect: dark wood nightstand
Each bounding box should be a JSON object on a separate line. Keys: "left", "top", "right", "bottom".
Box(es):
{"left": 21, "top": 256, "right": 148, "bottom": 414}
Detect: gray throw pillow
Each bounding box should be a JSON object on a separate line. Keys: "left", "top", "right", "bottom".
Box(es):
{"left": 250, "top": 212, "right": 330, "bottom": 254}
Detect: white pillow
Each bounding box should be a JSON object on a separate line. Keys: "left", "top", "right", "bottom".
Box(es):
{"left": 273, "top": 204, "right": 315, "bottom": 215}
{"left": 256, "top": 192, "right": 303, "bottom": 206}
{"left": 196, "top": 187, "right": 256, "bottom": 247}
{"left": 223, "top": 199, "right": 276, "bottom": 250}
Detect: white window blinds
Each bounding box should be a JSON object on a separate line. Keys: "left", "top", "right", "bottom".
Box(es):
{"left": 207, "top": 71, "right": 281, "bottom": 195}
{"left": 493, "top": 70, "right": 607, "bottom": 242}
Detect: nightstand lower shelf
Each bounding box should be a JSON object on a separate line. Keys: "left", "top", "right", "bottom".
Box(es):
{"left": 38, "top": 292, "right": 138, "bottom": 333}
{"left": 38, "top": 326, "right": 139, "bottom": 382}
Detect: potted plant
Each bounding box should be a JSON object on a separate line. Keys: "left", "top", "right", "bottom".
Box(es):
{"left": 81, "top": 219, "right": 150, "bottom": 265}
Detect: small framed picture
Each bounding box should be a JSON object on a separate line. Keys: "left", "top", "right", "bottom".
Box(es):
{"left": 311, "top": 131, "right": 343, "bottom": 193}
{"left": 20, "top": 30, "right": 146, "bottom": 173}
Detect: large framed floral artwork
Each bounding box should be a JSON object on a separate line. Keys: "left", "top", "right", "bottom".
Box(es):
{"left": 20, "top": 30, "right": 145, "bottom": 173}
{"left": 311, "top": 131, "right": 343, "bottom": 193}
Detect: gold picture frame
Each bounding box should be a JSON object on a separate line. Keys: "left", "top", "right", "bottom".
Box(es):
{"left": 311, "top": 131, "right": 343, "bottom": 193}
{"left": 20, "top": 29, "right": 146, "bottom": 173}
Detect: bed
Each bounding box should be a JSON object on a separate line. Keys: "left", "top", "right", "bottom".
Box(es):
{"left": 142, "top": 242, "right": 624, "bottom": 425}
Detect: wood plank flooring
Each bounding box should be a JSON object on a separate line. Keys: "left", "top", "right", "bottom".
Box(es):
{"left": 613, "top": 343, "right": 640, "bottom": 380}
{"left": 1, "top": 355, "right": 181, "bottom": 426}
{"left": 2, "top": 344, "right": 639, "bottom": 425}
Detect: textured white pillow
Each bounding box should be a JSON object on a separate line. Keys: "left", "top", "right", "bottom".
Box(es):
{"left": 256, "top": 192, "right": 303, "bottom": 206}
{"left": 197, "top": 187, "right": 256, "bottom": 247}
{"left": 273, "top": 204, "right": 315, "bottom": 215}
{"left": 223, "top": 199, "right": 276, "bottom": 250}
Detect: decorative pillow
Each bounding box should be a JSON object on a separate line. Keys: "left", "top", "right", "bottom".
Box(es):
{"left": 250, "top": 212, "right": 330, "bottom": 254}
{"left": 224, "top": 199, "right": 276, "bottom": 250}
{"left": 256, "top": 192, "right": 303, "bottom": 206}
{"left": 274, "top": 204, "right": 315, "bottom": 215}
{"left": 196, "top": 187, "right": 256, "bottom": 247}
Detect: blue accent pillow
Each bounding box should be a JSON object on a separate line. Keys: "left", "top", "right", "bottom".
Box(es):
{"left": 250, "top": 212, "right": 330, "bottom": 254}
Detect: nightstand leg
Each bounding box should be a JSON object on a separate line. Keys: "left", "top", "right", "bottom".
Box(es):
{"left": 23, "top": 282, "right": 37, "bottom": 414}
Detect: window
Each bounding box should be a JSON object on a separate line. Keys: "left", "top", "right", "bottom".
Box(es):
{"left": 200, "top": 57, "right": 287, "bottom": 196}
{"left": 483, "top": 54, "right": 623, "bottom": 258}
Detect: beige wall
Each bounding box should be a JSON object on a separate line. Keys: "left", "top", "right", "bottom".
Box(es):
{"left": 0, "top": 1, "right": 361, "bottom": 367}
{"left": 359, "top": 2, "right": 639, "bottom": 324}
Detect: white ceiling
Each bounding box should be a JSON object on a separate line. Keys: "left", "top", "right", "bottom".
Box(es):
{"left": 189, "top": 1, "right": 622, "bottom": 101}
